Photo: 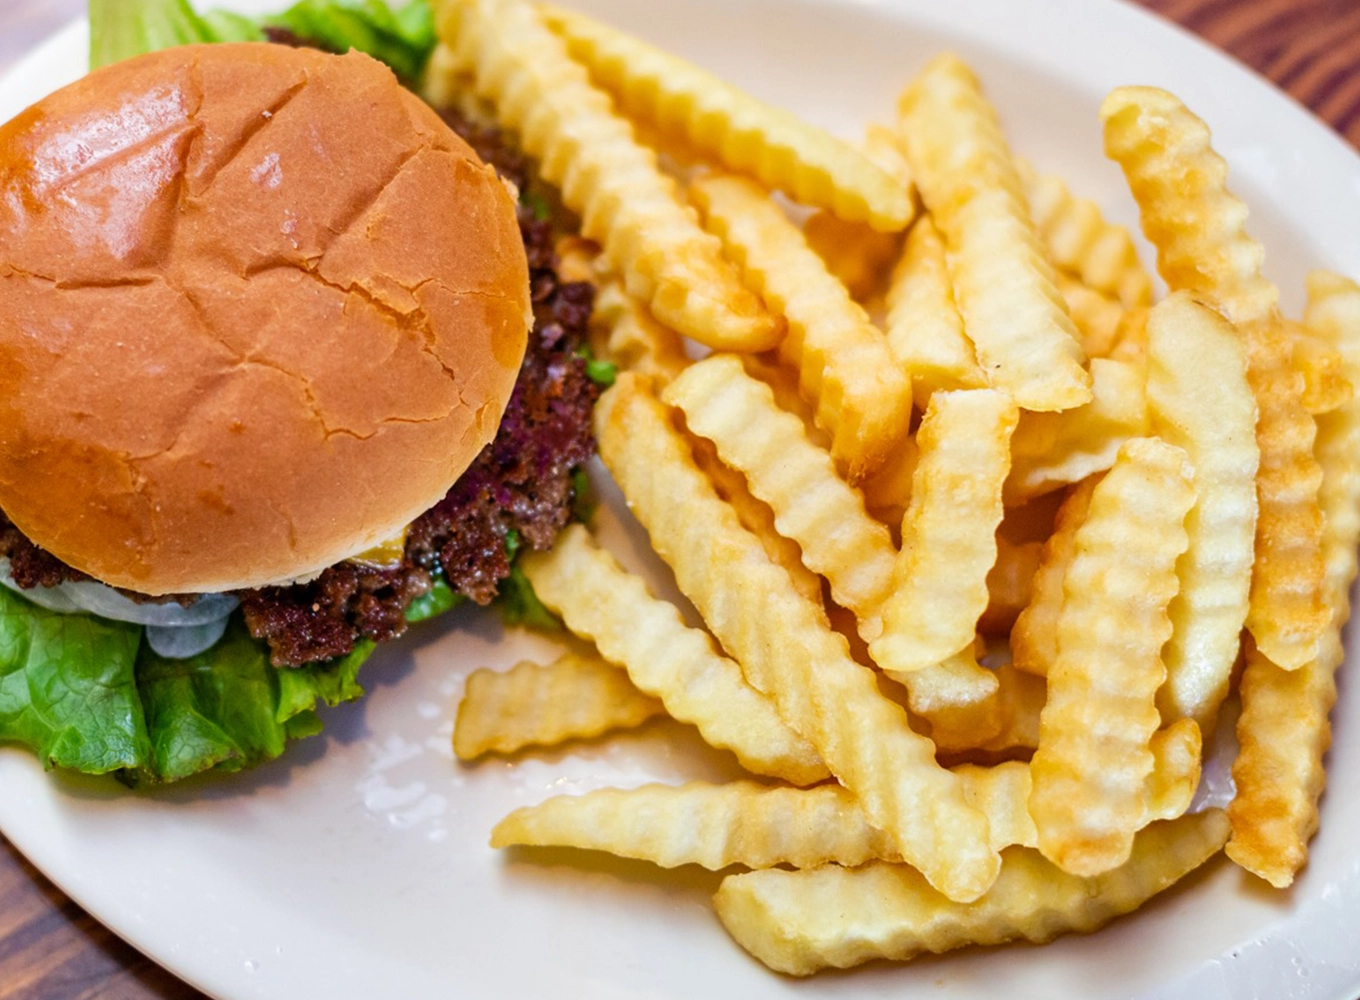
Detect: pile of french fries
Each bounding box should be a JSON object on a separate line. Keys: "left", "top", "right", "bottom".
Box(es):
{"left": 433, "top": 0, "right": 1360, "bottom": 976}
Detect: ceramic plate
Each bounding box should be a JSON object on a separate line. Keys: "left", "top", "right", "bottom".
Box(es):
{"left": 1, "top": 1, "right": 1359, "bottom": 997}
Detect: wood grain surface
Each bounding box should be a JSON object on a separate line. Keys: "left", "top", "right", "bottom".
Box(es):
{"left": 0, "top": 1, "right": 1357, "bottom": 997}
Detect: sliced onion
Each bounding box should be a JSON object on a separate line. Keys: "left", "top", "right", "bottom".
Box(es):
{"left": 145, "top": 617, "right": 232, "bottom": 659}
{"left": 0, "top": 559, "right": 83, "bottom": 613}
{"left": 62, "top": 581, "right": 238, "bottom": 627}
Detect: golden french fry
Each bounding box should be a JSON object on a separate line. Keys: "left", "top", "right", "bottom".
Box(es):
{"left": 1010, "top": 478, "right": 1097, "bottom": 677}
{"left": 898, "top": 54, "right": 1090, "bottom": 412}
{"left": 1019, "top": 159, "right": 1154, "bottom": 310}
{"left": 738, "top": 352, "right": 833, "bottom": 451}
{"left": 1145, "top": 293, "right": 1259, "bottom": 728}
{"left": 1288, "top": 318, "right": 1354, "bottom": 415}
{"left": 540, "top": 5, "right": 913, "bottom": 231}
{"left": 521, "top": 524, "right": 829, "bottom": 785}
{"left": 714, "top": 810, "right": 1228, "bottom": 976}
{"left": 803, "top": 125, "right": 916, "bottom": 300}
{"left": 870, "top": 389, "right": 1019, "bottom": 676}
{"left": 441, "top": 0, "right": 779, "bottom": 351}
{"left": 1057, "top": 273, "right": 1125, "bottom": 358}
{"left": 859, "top": 429, "right": 919, "bottom": 528}
{"left": 586, "top": 274, "right": 692, "bottom": 386}
{"left": 978, "top": 538, "right": 1043, "bottom": 635}
{"left": 1102, "top": 85, "right": 1326, "bottom": 670}
{"left": 493, "top": 781, "right": 890, "bottom": 869}
{"left": 1028, "top": 438, "right": 1195, "bottom": 876}
{"left": 1005, "top": 357, "right": 1148, "bottom": 504}
{"left": 686, "top": 432, "right": 827, "bottom": 609}
{"left": 454, "top": 651, "right": 663, "bottom": 760}
{"left": 895, "top": 646, "right": 1003, "bottom": 748}
{"left": 977, "top": 662, "right": 1046, "bottom": 753}
{"left": 1229, "top": 270, "right": 1360, "bottom": 886}
{"left": 663, "top": 354, "right": 897, "bottom": 636}
{"left": 689, "top": 174, "right": 913, "bottom": 480}
{"left": 597, "top": 374, "right": 1000, "bottom": 902}
{"left": 1146, "top": 718, "right": 1202, "bottom": 823}
{"left": 884, "top": 213, "right": 987, "bottom": 409}
{"left": 1108, "top": 304, "right": 1150, "bottom": 368}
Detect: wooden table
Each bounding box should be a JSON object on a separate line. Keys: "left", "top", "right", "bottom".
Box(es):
{"left": 1, "top": 0, "right": 1358, "bottom": 997}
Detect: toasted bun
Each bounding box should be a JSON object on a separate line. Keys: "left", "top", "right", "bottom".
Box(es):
{"left": 0, "top": 43, "right": 530, "bottom": 595}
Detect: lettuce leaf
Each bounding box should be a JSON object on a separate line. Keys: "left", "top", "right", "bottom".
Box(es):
{"left": 89, "top": 0, "right": 435, "bottom": 84}
{"left": 88, "top": 0, "right": 261, "bottom": 69}
{"left": 0, "top": 586, "right": 150, "bottom": 773}
{"left": 133, "top": 620, "right": 374, "bottom": 783}
{"left": 260, "top": 0, "right": 436, "bottom": 82}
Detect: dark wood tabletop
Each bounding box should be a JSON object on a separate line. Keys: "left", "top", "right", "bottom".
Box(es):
{"left": 1, "top": 0, "right": 1358, "bottom": 997}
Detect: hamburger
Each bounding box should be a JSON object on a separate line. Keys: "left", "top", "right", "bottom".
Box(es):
{"left": 0, "top": 36, "right": 603, "bottom": 781}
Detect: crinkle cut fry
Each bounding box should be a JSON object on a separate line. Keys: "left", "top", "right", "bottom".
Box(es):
{"left": 1005, "top": 356, "right": 1149, "bottom": 504}
{"left": 663, "top": 354, "right": 897, "bottom": 638}
{"left": 688, "top": 173, "right": 913, "bottom": 481}
{"left": 1228, "top": 271, "right": 1360, "bottom": 887}
{"left": 897, "top": 54, "right": 1090, "bottom": 412}
{"left": 685, "top": 432, "right": 827, "bottom": 610}
{"left": 520, "top": 524, "right": 829, "bottom": 785}
{"left": 1101, "top": 85, "right": 1326, "bottom": 670}
{"left": 1287, "top": 319, "right": 1353, "bottom": 416}
{"left": 884, "top": 213, "right": 986, "bottom": 410}
{"left": 1029, "top": 438, "right": 1195, "bottom": 877}
{"left": 539, "top": 4, "right": 914, "bottom": 231}
{"left": 453, "top": 651, "right": 663, "bottom": 760}
{"left": 803, "top": 125, "right": 915, "bottom": 301}
{"left": 587, "top": 271, "right": 692, "bottom": 386}
{"left": 439, "top": 0, "right": 780, "bottom": 351}
{"left": 1010, "top": 478, "right": 1098, "bottom": 678}
{"left": 869, "top": 389, "right": 1018, "bottom": 677}
{"left": 1144, "top": 293, "right": 1259, "bottom": 729}
{"left": 1019, "top": 158, "right": 1154, "bottom": 310}
{"left": 714, "top": 810, "right": 1229, "bottom": 976}
{"left": 596, "top": 374, "right": 1000, "bottom": 902}
{"left": 491, "top": 734, "right": 1201, "bottom": 871}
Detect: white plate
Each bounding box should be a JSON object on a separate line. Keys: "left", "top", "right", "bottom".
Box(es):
{"left": 3, "top": 1, "right": 1360, "bottom": 998}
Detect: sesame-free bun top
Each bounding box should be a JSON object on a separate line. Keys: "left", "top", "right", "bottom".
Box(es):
{"left": 0, "top": 43, "right": 530, "bottom": 595}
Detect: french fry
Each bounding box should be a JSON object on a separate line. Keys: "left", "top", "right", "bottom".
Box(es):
{"left": 1102, "top": 85, "right": 1327, "bottom": 670}
{"left": 1146, "top": 718, "right": 1203, "bottom": 823}
{"left": 494, "top": 781, "right": 891, "bottom": 870}
{"left": 974, "top": 662, "right": 1046, "bottom": 754}
{"left": 521, "top": 524, "right": 829, "bottom": 785}
{"left": 1005, "top": 357, "right": 1148, "bottom": 504}
{"left": 713, "top": 810, "right": 1229, "bottom": 975}
{"left": 897, "top": 54, "right": 1090, "bottom": 412}
{"left": 663, "top": 354, "right": 897, "bottom": 636}
{"left": 883, "top": 213, "right": 987, "bottom": 409}
{"left": 738, "top": 352, "right": 833, "bottom": 451}
{"left": 586, "top": 275, "right": 692, "bottom": 386}
{"left": 978, "top": 537, "right": 1043, "bottom": 635}
{"left": 859, "top": 430, "right": 919, "bottom": 528}
{"left": 1288, "top": 319, "right": 1354, "bottom": 415}
{"left": 597, "top": 374, "right": 1001, "bottom": 902}
{"left": 539, "top": 5, "right": 914, "bottom": 231}
{"left": 1019, "top": 159, "right": 1154, "bottom": 310}
{"left": 1028, "top": 438, "right": 1195, "bottom": 876}
{"left": 1057, "top": 272, "right": 1125, "bottom": 358}
{"left": 869, "top": 389, "right": 1018, "bottom": 676}
{"left": 440, "top": 0, "right": 780, "bottom": 351}
{"left": 454, "top": 651, "right": 663, "bottom": 760}
{"left": 686, "top": 433, "right": 827, "bottom": 609}
{"left": 895, "top": 646, "right": 1003, "bottom": 748}
{"left": 1228, "top": 270, "right": 1360, "bottom": 886}
{"left": 1010, "top": 478, "right": 1097, "bottom": 677}
{"left": 492, "top": 742, "right": 1200, "bottom": 873}
{"left": 689, "top": 174, "right": 913, "bottom": 480}
{"left": 804, "top": 125, "right": 916, "bottom": 300}
{"left": 1145, "top": 293, "right": 1259, "bottom": 728}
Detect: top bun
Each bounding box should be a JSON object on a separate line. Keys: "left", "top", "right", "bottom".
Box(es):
{"left": 0, "top": 43, "right": 530, "bottom": 595}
